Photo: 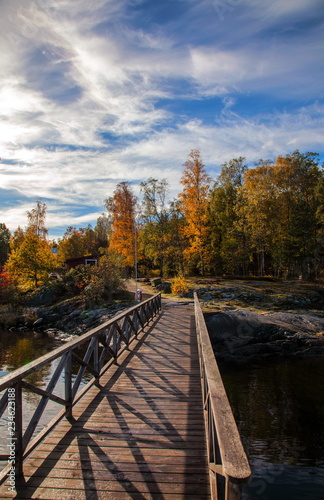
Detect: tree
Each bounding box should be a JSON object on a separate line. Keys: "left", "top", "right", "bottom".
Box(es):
{"left": 273, "top": 151, "right": 323, "bottom": 277}
{"left": 240, "top": 163, "right": 277, "bottom": 275}
{"left": 0, "top": 223, "right": 11, "bottom": 266}
{"left": 83, "top": 250, "right": 126, "bottom": 305}
{"left": 94, "top": 214, "right": 111, "bottom": 250}
{"left": 165, "top": 199, "right": 188, "bottom": 275}
{"left": 208, "top": 157, "right": 248, "bottom": 274}
{"left": 58, "top": 225, "right": 100, "bottom": 262}
{"left": 105, "top": 182, "right": 137, "bottom": 271}
{"left": 240, "top": 151, "right": 323, "bottom": 277}
{"left": 139, "top": 178, "right": 169, "bottom": 276}
{"left": 6, "top": 233, "right": 56, "bottom": 288}
{"left": 10, "top": 226, "right": 25, "bottom": 251}
{"left": 26, "top": 200, "right": 48, "bottom": 238}
{"left": 179, "top": 150, "right": 211, "bottom": 275}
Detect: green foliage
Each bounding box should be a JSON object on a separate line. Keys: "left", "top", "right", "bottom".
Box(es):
{"left": 139, "top": 178, "right": 169, "bottom": 277}
{"left": 61, "top": 266, "right": 92, "bottom": 297}
{"left": 0, "top": 223, "right": 11, "bottom": 266}
{"left": 82, "top": 251, "right": 126, "bottom": 306}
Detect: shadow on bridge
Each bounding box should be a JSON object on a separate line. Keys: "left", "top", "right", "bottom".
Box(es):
{"left": 11, "top": 305, "right": 210, "bottom": 499}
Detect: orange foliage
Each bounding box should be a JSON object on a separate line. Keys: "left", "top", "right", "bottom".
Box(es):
{"left": 106, "top": 182, "right": 137, "bottom": 267}
{"left": 179, "top": 149, "right": 211, "bottom": 273}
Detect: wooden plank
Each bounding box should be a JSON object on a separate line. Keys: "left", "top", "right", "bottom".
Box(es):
{"left": 0, "top": 304, "right": 210, "bottom": 499}
{"left": 7, "top": 476, "right": 210, "bottom": 494}
{"left": 26, "top": 458, "right": 208, "bottom": 472}
{"left": 3, "top": 489, "right": 210, "bottom": 500}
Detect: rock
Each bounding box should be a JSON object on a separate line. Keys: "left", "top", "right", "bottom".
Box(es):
{"left": 156, "top": 282, "right": 172, "bottom": 293}
{"left": 205, "top": 308, "right": 324, "bottom": 364}
{"left": 33, "top": 317, "right": 44, "bottom": 327}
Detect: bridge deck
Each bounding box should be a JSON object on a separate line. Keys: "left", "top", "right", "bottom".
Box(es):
{"left": 3, "top": 303, "right": 211, "bottom": 499}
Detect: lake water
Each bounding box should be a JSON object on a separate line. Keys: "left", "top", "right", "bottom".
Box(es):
{"left": 219, "top": 357, "right": 324, "bottom": 499}
{"left": 0, "top": 327, "right": 88, "bottom": 464}
{"left": 1, "top": 328, "right": 324, "bottom": 498}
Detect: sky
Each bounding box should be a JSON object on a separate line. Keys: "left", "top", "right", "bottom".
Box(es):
{"left": 0, "top": 0, "right": 324, "bottom": 240}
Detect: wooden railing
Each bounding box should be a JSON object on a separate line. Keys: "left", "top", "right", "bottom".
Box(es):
{"left": 0, "top": 292, "right": 161, "bottom": 484}
{"left": 194, "top": 292, "right": 251, "bottom": 500}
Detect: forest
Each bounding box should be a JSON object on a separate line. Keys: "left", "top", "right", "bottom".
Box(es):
{"left": 1, "top": 148, "right": 324, "bottom": 301}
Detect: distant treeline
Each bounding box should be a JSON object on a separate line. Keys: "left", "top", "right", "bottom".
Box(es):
{"left": 1, "top": 149, "right": 324, "bottom": 289}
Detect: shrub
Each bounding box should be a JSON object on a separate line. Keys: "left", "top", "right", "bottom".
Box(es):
{"left": 0, "top": 270, "right": 20, "bottom": 305}
{"left": 83, "top": 251, "right": 125, "bottom": 306}
{"left": 171, "top": 273, "right": 189, "bottom": 297}
{"left": 61, "top": 266, "right": 92, "bottom": 297}
{"left": 0, "top": 308, "right": 20, "bottom": 329}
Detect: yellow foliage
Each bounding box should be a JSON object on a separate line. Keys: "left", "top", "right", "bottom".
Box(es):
{"left": 171, "top": 273, "right": 189, "bottom": 297}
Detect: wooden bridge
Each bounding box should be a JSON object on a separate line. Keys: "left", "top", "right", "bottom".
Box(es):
{"left": 0, "top": 293, "right": 250, "bottom": 499}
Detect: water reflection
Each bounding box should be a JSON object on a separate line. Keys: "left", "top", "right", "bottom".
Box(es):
{"left": 220, "top": 357, "right": 324, "bottom": 499}
{"left": 0, "top": 328, "right": 92, "bottom": 461}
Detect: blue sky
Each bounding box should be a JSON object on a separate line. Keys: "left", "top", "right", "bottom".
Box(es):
{"left": 0, "top": 0, "right": 324, "bottom": 239}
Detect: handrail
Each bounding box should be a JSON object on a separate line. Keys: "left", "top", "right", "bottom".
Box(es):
{"left": 194, "top": 292, "right": 251, "bottom": 500}
{"left": 0, "top": 292, "right": 161, "bottom": 484}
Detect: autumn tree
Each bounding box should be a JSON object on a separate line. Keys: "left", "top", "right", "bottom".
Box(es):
{"left": 10, "top": 226, "right": 25, "bottom": 251}
{"left": 6, "top": 233, "right": 56, "bottom": 288}
{"left": 240, "top": 151, "right": 323, "bottom": 277}
{"left": 58, "top": 227, "right": 89, "bottom": 261}
{"left": 58, "top": 216, "right": 112, "bottom": 263}
{"left": 273, "top": 151, "right": 323, "bottom": 277}
{"left": 179, "top": 150, "right": 211, "bottom": 275}
{"left": 82, "top": 250, "right": 126, "bottom": 305}
{"left": 105, "top": 182, "right": 137, "bottom": 272}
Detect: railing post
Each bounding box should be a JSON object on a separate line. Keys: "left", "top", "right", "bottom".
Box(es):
{"left": 65, "top": 351, "right": 73, "bottom": 419}
{"left": 93, "top": 337, "right": 100, "bottom": 385}
{"left": 226, "top": 478, "right": 243, "bottom": 500}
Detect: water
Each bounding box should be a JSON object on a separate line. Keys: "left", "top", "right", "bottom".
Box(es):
{"left": 219, "top": 357, "right": 324, "bottom": 499}
{"left": 1, "top": 328, "right": 324, "bottom": 498}
{"left": 0, "top": 328, "right": 89, "bottom": 463}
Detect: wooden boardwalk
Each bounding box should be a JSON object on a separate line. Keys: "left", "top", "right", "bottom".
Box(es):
{"left": 2, "top": 302, "right": 210, "bottom": 499}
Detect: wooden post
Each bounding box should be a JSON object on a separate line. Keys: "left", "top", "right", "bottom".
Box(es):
{"left": 226, "top": 477, "right": 243, "bottom": 500}
{"left": 65, "top": 351, "right": 73, "bottom": 419}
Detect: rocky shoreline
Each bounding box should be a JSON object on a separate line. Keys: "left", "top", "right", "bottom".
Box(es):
{"left": 2, "top": 278, "right": 324, "bottom": 362}
{"left": 1, "top": 298, "right": 134, "bottom": 338}
{"left": 205, "top": 309, "right": 324, "bottom": 364}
